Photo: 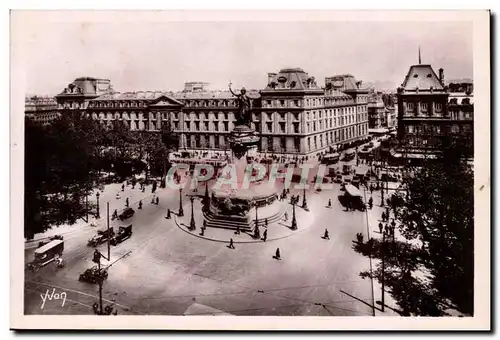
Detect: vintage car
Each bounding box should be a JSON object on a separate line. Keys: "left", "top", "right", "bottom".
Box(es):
{"left": 88, "top": 227, "right": 115, "bottom": 247}
{"left": 110, "top": 225, "right": 133, "bottom": 246}
{"left": 118, "top": 207, "right": 135, "bottom": 221}
{"left": 79, "top": 266, "right": 108, "bottom": 284}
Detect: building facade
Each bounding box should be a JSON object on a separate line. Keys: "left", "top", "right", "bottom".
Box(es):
{"left": 25, "top": 96, "right": 60, "bottom": 125}
{"left": 50, "top": 68, "right": 370, "bottom": 155}
{"left": 447, "top": 82, "right": 474, "bottom": 155}
{"left": 396, "top": 64, "right": 450, "bottom": 157}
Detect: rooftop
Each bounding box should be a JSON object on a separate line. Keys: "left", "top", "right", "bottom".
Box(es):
{"left": 264, "top": 68, "right": 321, "bottom": 91}
{"left": 401, "top": 64, "right": 445, "bottom": 91}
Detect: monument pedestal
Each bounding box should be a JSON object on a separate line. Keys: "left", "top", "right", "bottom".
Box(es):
{"left": 203, "top": 125, "right": 284, "bottom": 231}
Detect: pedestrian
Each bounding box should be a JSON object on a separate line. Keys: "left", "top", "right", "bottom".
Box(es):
{"left": 112, "top": 209, "right": 118, "bottom": 220}
{"left": 125, "top": 197, "right": 129, "bottom": 208}
{"left": 323, "top": 229, "right": 330, "bottom": 240}
{"left": 262, "top": 229, "right": 268, "bottom": 242}
{"left": 122, "top": 184, "right": 125, "bottom": 192}
{"left": 378, "top": 222, "right": 383, "bottom": 234}
{"left": 254, "top": 225, "right": 260, "bottom": 239}
{"left": 199, "top": 228, "right": 205, "bottom": 236}
{"left": 138, "top": 200, "right": 142, "bottom": 210}
{"left": 235, "top": 225, "right": 240, "bottom": 235}
{"left": 284, "top": 211, "right": 289, "bottom": 222}
{"left": 368, "top": 197, "right": 373, "bottom": 209}
{"left": 165, "top": 208, "right": 171, "bottom": 219}
{"left": 156, "top": 196, "right": 159, "bottom": 205}
{"left": 228, "top": 238, "right": 235, "bottom": 249}
{"left": 381, "top": 211, "right": 386, "bottom": 222}
{"left": 274, "top": 248, "right": 281, "bottom": 260}
{"left": 142, "top": 186, "right": 145, "bottom": 193}
{"left": 328, "top": 199, "right": 332, "bottom": 208}
{"left": 391, "top": 219, "right": 396, "bottom": 228}
{"left": 370, "top": 185, "right": 373, "bottom": 195}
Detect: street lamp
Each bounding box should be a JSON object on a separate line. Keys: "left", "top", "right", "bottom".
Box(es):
{"left": 96, "top": 192, "right": 100, "bottom": 219}
{"left": 189, "top": 196, "right": 196, "bottom": 230}
{"left": 291, "top": 199, "right": 297, "bottom": 230}
{"left": 302, "top": 186, "right": 308, "bottom": 211}
{"left": 178, "top": 188, "right": 184, "bottom": 217}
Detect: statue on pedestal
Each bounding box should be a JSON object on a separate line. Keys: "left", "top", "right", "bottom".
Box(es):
{"left": 229, "top": 81, "right": 252, "bottom": 127}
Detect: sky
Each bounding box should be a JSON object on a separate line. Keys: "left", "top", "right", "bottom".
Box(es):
{"left": 13, "top": 12, "right": 473, "bottom": 96}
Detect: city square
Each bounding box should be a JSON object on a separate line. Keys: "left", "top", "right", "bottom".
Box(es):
{"left": 17, "top": 13, "right": 479, "bottom": 324}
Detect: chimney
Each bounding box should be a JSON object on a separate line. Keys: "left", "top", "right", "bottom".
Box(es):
{"left": 439, "top": 68, "right": 444, "bottom": 85}
{"left": 268, "top": 73, "right": 277, "bottom": 84}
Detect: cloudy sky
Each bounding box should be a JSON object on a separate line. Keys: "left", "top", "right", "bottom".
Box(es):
{"left": 13, "top": 11, "right": 473, "bottom": 95}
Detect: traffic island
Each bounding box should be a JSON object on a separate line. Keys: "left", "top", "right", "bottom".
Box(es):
{"left": 173, "top": 198, "right": 315, "bottom": 244}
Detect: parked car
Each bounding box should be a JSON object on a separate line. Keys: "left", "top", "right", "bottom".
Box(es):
{"left": 119, "top": 207, "right": 135, "bottom": 221}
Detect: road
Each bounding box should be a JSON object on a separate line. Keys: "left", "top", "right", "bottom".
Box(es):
{"left": 25, "top": 158, "right": 378, "bottom": 316}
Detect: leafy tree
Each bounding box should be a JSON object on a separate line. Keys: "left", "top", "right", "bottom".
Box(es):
{"left": 353, "top": 143, "right": 474, "bottom": 315}
{"left": 24, "top": 113, "right": 97, "bottom": 239}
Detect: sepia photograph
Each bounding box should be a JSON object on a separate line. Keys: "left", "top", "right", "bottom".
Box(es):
{"left": 10, "top": 9, "right": 490, "bottom": 330}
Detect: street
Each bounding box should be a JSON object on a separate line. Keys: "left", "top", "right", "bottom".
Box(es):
{"left": 24, "top": 158, "right": 379, "bottom": 316}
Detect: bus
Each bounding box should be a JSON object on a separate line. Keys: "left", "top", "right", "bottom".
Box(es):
{"left": 321, "top": 153, "right": 340, "bottom": 165}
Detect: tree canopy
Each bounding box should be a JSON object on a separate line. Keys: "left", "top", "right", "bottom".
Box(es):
{"left": 24, "top": 113, "right": 179, "bottom": 239}
{"left": 353, "top": 143, "right": 474, "bottom": 316}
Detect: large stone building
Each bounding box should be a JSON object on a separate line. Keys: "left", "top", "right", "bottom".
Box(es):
{"left": 25, "top": 96, "right": 60, "bottom": 125}
{"left": 50, "top": 68, "right": 370, "bottom": 156}
{"left": 447, "top": 81, "right": 474, "bottom": 155}
{"left": 395, "top": 62, "right": 473, "bottom": 160}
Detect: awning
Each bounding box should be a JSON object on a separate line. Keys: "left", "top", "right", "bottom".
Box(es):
{"left": 368, "top": 128, "right": 390, "bottom": 134}
{"left": 324, "top": 153, "right": 340, "bottom": 159}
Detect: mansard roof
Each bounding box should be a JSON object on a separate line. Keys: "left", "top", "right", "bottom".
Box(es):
{"left": 401, "top": 64, "right": 445, "bottom": 91}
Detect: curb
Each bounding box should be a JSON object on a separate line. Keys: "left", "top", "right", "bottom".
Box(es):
{"left": 172, "top": 208, "right": 313, "bottom": 244}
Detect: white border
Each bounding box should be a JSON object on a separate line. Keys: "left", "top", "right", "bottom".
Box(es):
{"left": 9, "top": 9, "right": 490, "bottom": 330}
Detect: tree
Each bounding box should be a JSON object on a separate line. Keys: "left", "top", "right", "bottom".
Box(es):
{"left": 24, "top": 113, "right": 98, "bottom": 239}
{"left": 353, "top": 143, "right": 474, "bottom": 316}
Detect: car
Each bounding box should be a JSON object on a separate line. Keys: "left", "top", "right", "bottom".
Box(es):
{"left": 118, "top": 207, "right": 135, "bottom": 221}
{"left": 334, "top": 174, "right": 343, "bottom": 184}
{"left": 110, "top": 225, "right": 133, "bottom": 246}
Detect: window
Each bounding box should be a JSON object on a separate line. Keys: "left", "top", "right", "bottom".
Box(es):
{"left": 421, "top": 103, "right": 428, "bottom": 111}
{"left": 293, "top": 122, "right": 299, "bottom": 133}
{"left": 408, "top": 125, "right": 414, "bottom": 133}
{"left": 204, "top": 122, "right": 209, "bottom": 131}
{"left": 279, "top": 122, "right": 286, "bottom": 133}
{"left": 223, "top": 122, "right": 229, "bottom": 131}
{"left": 224, "top": 112, "right": 229, "bottom": 120}
{"left": 435, "top": 103, "right": 443, "bottom": 111}
{"left": 407, "top": 102, "right": 414, "bottom": 110}
{"left": 280, "top": 100, "right": 285, "bottom": 107}
{"left": 213, "top": 121, "right": 219, "bottom": 131}
{"left": 294, "top": 138, "right": 300, "bottom": 151}
{"left": 185, "top": 122, "right": 191, "bottom": 130}
{"left": 195, "top": 122, "right": 200, "bottom": 131}
{"left": 267, "top": 122, "right": 273, "bottom": 132}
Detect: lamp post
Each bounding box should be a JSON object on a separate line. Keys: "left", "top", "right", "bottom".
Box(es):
{"left": 96, "top": 192, "right": 100, "bottom": 219}
{"left": 302, "top": 186, "right": 308, "bottom": 211}
{"left": 178, "top": 188, "right": 184, "bottom": 217}
{"left": 189, "top": 196, "right": 196, "bottom": 230}
{"left": 291, "top": 199, "right": 297, "bottom": 230}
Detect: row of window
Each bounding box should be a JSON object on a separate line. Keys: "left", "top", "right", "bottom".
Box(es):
{"left": 405, "top": 101, "right": 443, "bottom": 112}
{"left": 449, "top": 110, "right": 473, "bottom": 120}
{"left": 306, "top": 123, "right": 368, "bottom": 151}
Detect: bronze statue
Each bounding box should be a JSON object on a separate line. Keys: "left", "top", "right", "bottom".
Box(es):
{"left": 229, "top": 81, "right": 252, "bottom": 126}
